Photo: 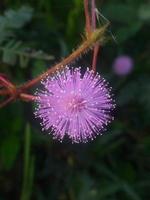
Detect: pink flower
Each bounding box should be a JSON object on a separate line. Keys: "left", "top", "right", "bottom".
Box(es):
{"left": 34, "top": 67, "right": 115, "bottom": 143}
{"left": 113, "top": 55, "right": 134, "bottom": 76}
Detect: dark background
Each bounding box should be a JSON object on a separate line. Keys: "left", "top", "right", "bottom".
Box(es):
{"left": 0, "top": 0, "right": 150, "bottom": 200}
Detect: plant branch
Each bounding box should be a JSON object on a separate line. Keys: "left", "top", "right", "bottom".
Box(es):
{"left": 0, "top": 0, "right": 108, "bottom": 108}
{"left": 91, "top": 0, "right": 100, "bottom": 73}
{"left": 84, "top": 0, "right": 91, "bottom": 37}
{"left": 92, "top": 45, "right": 100, "bottom": 73}
{"left": 0, "top": 89, "right": 10, "bottom": 95}
{"left": 91, "top": 0, "right": 96, "bottom": 30}
{"left": 20, "top": 27, "right": 107, "bottom": 90}
{"left": 19, "top": 93, "right": 37, "bottom": 102}
{"left": 0, "top": 76, "right": 16, "bottom": 94}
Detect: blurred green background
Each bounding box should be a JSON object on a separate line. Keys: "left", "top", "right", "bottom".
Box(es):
{"left": 0, "top": 0, "right": 150, "bottom": 200}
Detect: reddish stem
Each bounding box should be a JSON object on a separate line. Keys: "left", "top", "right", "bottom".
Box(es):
{"left": 91, "top": 0, "right": 100, "bottom": 73}
{"left": 19, "top": 93, "right": 37, "bottom": 102}
{"left": 0, "top": 76, "right": 15, "bottom": 93}
{"left": 92, "top": 45, "right": 100, "bottom": 73}
{"left": 84, "top": 0, "right": 91, "bottom": 37}
{"left": 91, "top": 0, "right": 96, "bottom": 30}
{"left": 0, "top": 89, "right": 10, "bottom": 95}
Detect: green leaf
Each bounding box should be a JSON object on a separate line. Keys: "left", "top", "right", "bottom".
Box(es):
{"left": 3, "top": 48, "right": 17, "bottom": 65}
{"left": 0, "top": 6, "right": 33, "bottom": 45}
{"left": 2, "top": 40, "right": 22, "bottom": 65}
{"left": 5, "top": 6, "right": 33, "bottom": 29}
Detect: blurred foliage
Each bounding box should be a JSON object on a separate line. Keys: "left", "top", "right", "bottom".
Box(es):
{"left": 0, "top": 6, "right": 53, "bottom": 69}
{"left": 0, "top": 0, "right": 150, "bottom": 200}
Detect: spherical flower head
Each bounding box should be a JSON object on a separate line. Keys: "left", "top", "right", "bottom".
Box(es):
{"left": 34, "top": 67, "right": 115, "bottom": 143}
{"left": 113, "top": 55, "right": 134, "bottom": 76}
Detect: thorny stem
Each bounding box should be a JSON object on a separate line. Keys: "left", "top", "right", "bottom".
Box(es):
{"left": 0, "top": 0, "right": 107, "bottom": 108}
{"left": 20, "top": 28, "right": 106, "bottom": 91}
